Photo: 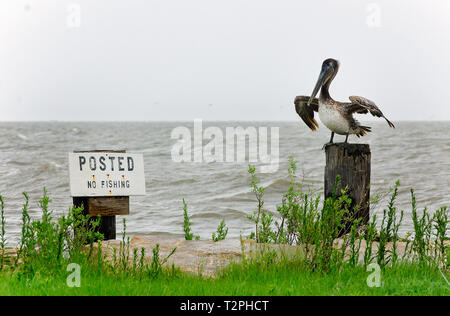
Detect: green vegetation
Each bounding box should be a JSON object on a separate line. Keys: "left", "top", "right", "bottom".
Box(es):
{"left": 0, "top": 261, "right": 447, "bottom": 296}
{"left": 0, "top": 196, "right": 5, "bottom": 271}
{"left": 182, "top": 198, "right": 229, "bottom": 242}
{"left": 0, "top": 190, "right": 177, "bottom": 282}
{"left": 247, "top": 165, "right": 274, "bottom": 243}
{"left": 182, "top": 198, "right": 199, "bottom": 240}
{"left": 244, "top": 158, "right": 449, "bottom": 273}
{"left": 212, "top": 219, "right": 228, "bottom": 242}
{"left": 0, "top": 159, "right": 448, "bottom": 296}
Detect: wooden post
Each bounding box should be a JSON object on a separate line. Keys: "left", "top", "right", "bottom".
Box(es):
{"left": 324, "top": 143, "right": 371, "bottom": 235}
{"left": 72, "top": 196, "right": 129, "bottom": 240}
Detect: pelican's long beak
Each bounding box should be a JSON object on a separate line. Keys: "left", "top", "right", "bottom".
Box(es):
{"left": 307, "top": 64, "right": 333, "bottom": 105}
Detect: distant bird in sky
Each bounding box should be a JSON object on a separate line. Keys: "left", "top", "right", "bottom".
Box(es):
{"left": 294, "top": 58, "right": 394, "bottom": 145}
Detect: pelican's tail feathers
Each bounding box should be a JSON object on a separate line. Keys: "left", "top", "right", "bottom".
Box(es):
{"left": 356, "top": 125, "right": 371, "bottom": 137}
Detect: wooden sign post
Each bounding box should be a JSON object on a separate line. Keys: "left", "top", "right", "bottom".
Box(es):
{"left": 324, "top": 143, "right": 371, "bottom": 235}
{"left": 68, "top": 150, "right": 146, "bottom": 240}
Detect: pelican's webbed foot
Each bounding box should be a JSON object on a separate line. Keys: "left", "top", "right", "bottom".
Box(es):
{"left": 322, "top": 142, "right": 333, "bottom": 150}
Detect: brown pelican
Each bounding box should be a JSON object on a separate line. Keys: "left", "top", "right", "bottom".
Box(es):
{"left": 295, "top": 58, "right": 394, "bottom": 145}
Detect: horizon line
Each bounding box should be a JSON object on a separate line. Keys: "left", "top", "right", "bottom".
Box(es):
{"left": 0, "top": 119, "right": 448, "bottom": 123}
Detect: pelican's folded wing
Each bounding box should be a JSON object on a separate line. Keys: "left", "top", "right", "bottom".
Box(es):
{"left": 294, "top": 96, "right": 319, "bottom": 131}
{"left": 348, "top": 96, "right": 395, "bottom": 128}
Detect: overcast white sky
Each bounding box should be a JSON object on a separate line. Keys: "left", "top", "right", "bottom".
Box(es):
{"left": 1, "top": 0, "right": 450, "bottom": 121}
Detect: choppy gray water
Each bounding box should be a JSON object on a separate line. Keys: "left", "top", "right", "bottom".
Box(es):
{"left": 0, "top": 121, "right": 449, "bottom": 244}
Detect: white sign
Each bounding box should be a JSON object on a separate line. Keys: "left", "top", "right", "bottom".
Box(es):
{"left": 68, "top": 152, "right": 146, "bottom": 197}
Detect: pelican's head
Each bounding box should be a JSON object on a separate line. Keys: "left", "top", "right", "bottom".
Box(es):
{"left": 307, "top": 58, "right": 340, "bottom": 105}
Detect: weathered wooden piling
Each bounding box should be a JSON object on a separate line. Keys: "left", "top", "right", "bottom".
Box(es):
{"left": 324, "top": 143, "right": 371, "bottom": 235}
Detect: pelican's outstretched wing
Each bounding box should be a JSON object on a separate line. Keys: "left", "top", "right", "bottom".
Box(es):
{"left": 294, "top": 96, "right": 319, "bottom": 131}
{"left": 347, "top": 96, "right": 395, "bottom": 128}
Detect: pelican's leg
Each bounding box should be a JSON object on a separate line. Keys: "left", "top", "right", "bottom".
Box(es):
{"left": 329, "top": 132, "right": 335, "bottom": 143}
{"left": 323, "top": 132, "right": 335, "bottom": 150}
{"left": 344, "top": 133, "right": 349, "bottom": 143}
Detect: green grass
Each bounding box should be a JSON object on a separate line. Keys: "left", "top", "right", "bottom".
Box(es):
{"left": 0, "top": 262, "right": 448, "bottom": 296}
